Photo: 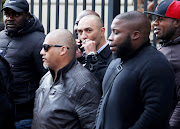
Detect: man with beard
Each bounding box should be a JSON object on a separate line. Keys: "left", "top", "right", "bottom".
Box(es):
{"left": 95, "top": 11, "right": 175, "bottom": 129}
{"left": 32, "top": 29, "right": 101, "bottom": 129}
{"left": 146, "top": 1, "right": 180, "bottom": 128}
{"left": 0, "top": 0, "right": 47, "bottom": 128}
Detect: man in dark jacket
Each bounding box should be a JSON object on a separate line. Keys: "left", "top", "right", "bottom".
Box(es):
{"left": 0, "top": 55, "right": 15, "bottom": 129}
{"left": 32, "top": 29, "right": 101, "bottom": 129}
{"left": 77, "top": 15, "right": 112, "bottom": 85}
{"left": 147, "top": 1, "right": 180, "bottom": 128}
{"left": 95, "top": 11, "right": 174, "bottom": 129}
{"left": 0, "top": 0, "right": 47, "bottom": 128}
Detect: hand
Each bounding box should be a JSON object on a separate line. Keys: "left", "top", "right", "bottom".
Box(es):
{"left": 81, "top": 39, "right": 97, "bottom": 55}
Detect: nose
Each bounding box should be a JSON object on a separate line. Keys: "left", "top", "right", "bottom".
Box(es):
{"left": 40, "top": 48, "right": 45, "bottom": 55}
{"left": 153, "top": 19, "right": 158, "bottom": 26}
{"left": 80, "top": 31, "right": 88, "bottom": 41}
{"left": 6, "top": 16, "right": 14, "bottom": 21}
{"left": 6, "top": 14, "right": 14, "bottom": 20}
{"left": 108, "top": 32, "right": 113, "bottom": 42}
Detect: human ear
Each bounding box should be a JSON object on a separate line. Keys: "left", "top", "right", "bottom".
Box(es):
{"left": 174, "top": 19, "right": 180, "bottom": 28}
{"left": 131, "top": 31, "right": 140, "bottom": 40}
{"left": 100, "top": 27, "right": 105, "bottom": 37}
{"left": 26, "top": 12, "right": 31, "bottom": 20}
{"left": 60, "top": 46, "right": 68, "bottom": 56}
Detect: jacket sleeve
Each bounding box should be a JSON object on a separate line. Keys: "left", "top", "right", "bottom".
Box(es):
{"left": 85, "top": 55, "right": 111, "bottom": 85}
{"left": 130, "top": 59, "right": 174, "bottom": 129}
{"left": 87, "top": 60, "right": 107, "bottom": 84}
{"left": 160, "top": 45, "right": 180, "bottom": 127}
{"left": 0, "top": 56, "right": 15, "bottom": 129}
{"left": 75, "top": 81, "right": 101, "bottom": 129}
{"left": 84, "top": 45, "right": 112, "bottom": 84}
{"left": 33, "top": 37, "right": 47, "bottom": 80}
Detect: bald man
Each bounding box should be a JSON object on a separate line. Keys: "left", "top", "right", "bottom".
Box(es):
{"left": 77, "top": 15, "right": 112, "bottom": 85}
{"left": 32, "top": 29, "right": 101, "bottom": 129}
{"left": 74, "top": 10, "right": 100, "bottom": 36}
{"left": 95, "top": 11, "right": 174, "bottom": 129}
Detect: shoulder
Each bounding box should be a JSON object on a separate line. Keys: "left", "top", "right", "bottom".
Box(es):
{"left": 39, "top": 71, "right": 51, "bottom": 84}
{"left": 25, "top": 31, "right": 45, "bottom": 42}
{"left": 121, "top": 46, "right": 173, "bottom": 79}
{"left": 0, "top": 30, "right": 8, "bottom": 39}
{"left": 159, "top": 44, "right": 180, "bottom": 59}
{"left": 62, "top": 62, "right": 101, "bottom": 99}
{"left": 99, "top": 44, "right": 112, "bottom": 58}
{"left": 98, "top": 44, "right": 113, "bottom": 65}
{"left": 104, "top": 58, "right": 122, "bottom": 75}
{"left": 136, "top": 45, "right": 169, "bottom": 65}
{"left": 136, "top": 46, "right": 174, "bottom": 80}
{"left": 68, "top": 62, "right": 100, "bottom": 88}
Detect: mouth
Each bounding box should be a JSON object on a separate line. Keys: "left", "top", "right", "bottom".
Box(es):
{"left": 42, "top": 57, "right": 47, "bottom": 62}
{"left": 110, "top": 47, "right": 117, "bottom": 53}
{"left": 6, "top": 23, "right": 16, "bottom": 28}
{"left": 109, "top": 43, "right": 117, "bottom": 53}
{"left": 154, "top": 27, "right": 161, "bottom": 34}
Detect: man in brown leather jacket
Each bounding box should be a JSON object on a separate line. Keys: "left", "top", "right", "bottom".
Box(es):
{"left": 32, "top": 29, "right": 101, "bottom": 129}
{"left": 147, "top": 0, "right": 180, "bottom": 129}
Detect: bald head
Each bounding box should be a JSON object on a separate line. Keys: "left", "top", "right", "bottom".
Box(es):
{"left": 115, "top": 11, "right": 151, "bottom": 39}
{"left": 74, "top": 10, "right": 100, "bottom": 34}
{"left": 47, "top": 29, "right": 76, "bottom": 58}
{"left": 77, "top": 10, "right": 100, "bottom": 21}
{"left": 77, "top": 14, "right": 106, "bottom": 50}
{"left": 79, "top": 15, "right": 104, "bottom": 29}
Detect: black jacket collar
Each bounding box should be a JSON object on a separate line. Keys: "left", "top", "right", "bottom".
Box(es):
{"left": 98, "top": 44, "right": 112, "bottom": 59}
{"left": 50, "top": 58, "right": 76, "bottom": 83}
{"left": 122, "top": 40, "right": 151, "bottom": 62}
{"left": 160, "top": 36, "right": 180, "bottom": 47}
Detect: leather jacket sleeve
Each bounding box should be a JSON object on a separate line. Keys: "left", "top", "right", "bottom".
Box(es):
{"left": 75, "top": 81, "right": 101, "bottom": 129}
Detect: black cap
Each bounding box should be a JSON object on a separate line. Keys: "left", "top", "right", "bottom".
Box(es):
{"left": 145, "top": 0, "right": 180, "bottom": 19}
{"left": 1, "top": 0, "right": 29, "bottom": 12}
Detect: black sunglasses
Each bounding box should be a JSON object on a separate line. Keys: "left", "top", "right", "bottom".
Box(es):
{"left": 42, "top": 44, "right": 70, "bottom": 52}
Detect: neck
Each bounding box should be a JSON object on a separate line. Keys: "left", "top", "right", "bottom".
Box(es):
{"left": 55, "top": 57, "right": 72, "bottom": 73}
{"left": 168, "top": 29, "right": 180, "bottom": 41}
{"left": 97, "top": 37, "right": 106, "bottom": 51}
{"left": 53, "top": 72, "right": 57, "bottom": 82}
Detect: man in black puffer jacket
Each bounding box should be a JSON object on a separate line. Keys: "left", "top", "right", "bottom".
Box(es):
{"left": 0, "top": 54, "right": 15, "bottom": 129}
{"left": 0, "top": 0, "right": 47, "bottom": 128}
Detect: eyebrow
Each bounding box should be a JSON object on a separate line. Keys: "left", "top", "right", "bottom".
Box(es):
{"left": 156, "top": 16, "right": 163, "bottom": 18}
{"left": 85, "top": 27, "right": 92, "bottom": 30}
{"left": 79, "top": 27, "right": 92, "bottom": 30}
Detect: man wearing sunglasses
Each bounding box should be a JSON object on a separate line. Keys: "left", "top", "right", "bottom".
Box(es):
{"left": 32, "top": 29, "right": 101, "bottom": 129}
{"left": 0, "top": 0, "right": 47, "bottom": 128}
